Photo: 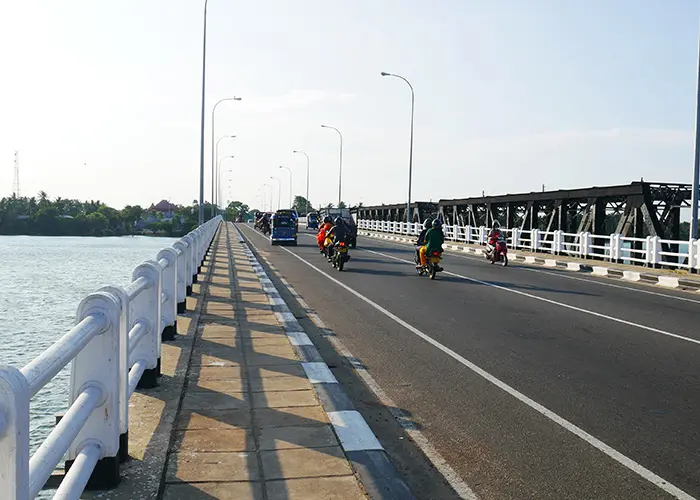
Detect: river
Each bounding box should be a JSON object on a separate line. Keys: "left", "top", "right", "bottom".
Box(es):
{"left": 0, "top": 235, "right": 177, "bottom": 462}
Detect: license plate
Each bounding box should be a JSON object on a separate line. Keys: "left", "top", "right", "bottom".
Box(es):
{"left": 338, "top": 247, "right": 348, "bottom": 253}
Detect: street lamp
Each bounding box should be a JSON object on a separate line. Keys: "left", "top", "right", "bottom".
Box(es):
{"left": 262, "top": 183, "right": 272, "bottom": 212}
{"left": 321, "top": 125, "right": 343, "bottom": 207}
{"left": 215, "top": 135, "right": 236, "bottom": 210}
{"left": 197, "top": 0, "right": 210, "bottom": 225}
{"left": 279, "top": 166, "right": 293, "bottom": 209}
{"left": 381, "top": 71, "right": 415, "bottom": 225}
{"left": 692, "top": 32, "right": 700, "bottom": 240}
{"left": 210, "top": 97, "right": 242, "bottom": 218}
{"left": 270, "top": 176, "right": 281, "bottom": 210}
{"left": 217, "top": 155, "right": 234, "bottom": 214}
{"left": 293, "top": 150, "right": 310, "bottom": 215}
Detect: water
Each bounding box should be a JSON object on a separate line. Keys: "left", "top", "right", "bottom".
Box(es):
{"left": 0, "top": 235, "right": 176, "bottom": 459}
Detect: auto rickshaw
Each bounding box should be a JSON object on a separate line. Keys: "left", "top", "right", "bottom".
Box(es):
{"left": 270, "top": 209, "right": 298, "bottom": 246}
{"left": 306, "top": 212, "right": 319, "bottom": 230}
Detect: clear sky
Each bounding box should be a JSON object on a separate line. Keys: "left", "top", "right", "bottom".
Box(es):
{"left": 0, "top": 1, "right": 699, "bottom": 211}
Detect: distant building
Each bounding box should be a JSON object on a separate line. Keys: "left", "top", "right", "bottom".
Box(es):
{"left": 135, "top": 200, "right": 178, "bottom": 230}
{"left": 148, "top": 200, "right": 178, "bottom": 221}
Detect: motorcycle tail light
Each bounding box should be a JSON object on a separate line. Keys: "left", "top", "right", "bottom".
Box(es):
{"left": 432, "top": 251, "right": 440, "bottom": 256}
{"left": 339, "top": 242, "right": 346, "bottom": 247}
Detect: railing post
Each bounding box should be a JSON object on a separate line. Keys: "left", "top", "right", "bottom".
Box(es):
{"left": 172, "top": 242, "right": 188, "bottom": 313}
{"left": 67, "top": 291, "right": 122, "bottom": 489}
{"left": 157, "top": 248, "right": 179, "bottom": 341}
{"left": 553, "top": 230, "right": 563, "bottom": 255}
{"left": 531, "top": 229, "right": 540, "bottom": 251}
{"left": 131, "top": 261, "right": 163, "bottom": 388}
{"left": 512, "top": 228, "right": 520, "bottom": 249}
{"left": 182, "top": 235, "right": 194, "bottom": 296}
{"left": 647, "top": 236, "right": 660, "bottom": 268}
{"left": 465, "top": 225, "right": 472, "bottom": 244}
{"left": 478, "top": 226, "right": 486, "bottom": 245}
{"left": 693, "top": 239, "right": 700, "bottom": 273}
{"left": 0, "top": 365, "right": 30, "bottom": 500}
{"left": 98, "top": 286, "right": 129, "bottom": 463}
{"left": 609, "top": 233, "right": 620, "bottom": 262}
{"left": 191, "top": 229, "right": 200, "bottom": 279}
{"left": 192, "top": 230, "right": 202, "bottom": 283}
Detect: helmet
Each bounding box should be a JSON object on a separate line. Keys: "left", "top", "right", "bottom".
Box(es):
{"left": 492, "top": 220, "right": 501, "bottom": 230}
{"left": 323, "top": 216, "right": 332, "bottom": 224}
{"left": 423, "top": 218, "right": 432, "bottom": 229}
{"left": 334, "top": 217, "right": 344, "bottom": 226}
{"left": 432, "top": 219, "right": 442, "bottom": 228}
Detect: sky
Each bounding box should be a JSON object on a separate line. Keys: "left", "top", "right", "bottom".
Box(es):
{"left": 0, "top": 0, "right": 699, "bottom": 212}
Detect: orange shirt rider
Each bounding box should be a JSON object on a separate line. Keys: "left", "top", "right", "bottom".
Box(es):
{"left": 317, "top": 221, "right": 333, "bottom": 248}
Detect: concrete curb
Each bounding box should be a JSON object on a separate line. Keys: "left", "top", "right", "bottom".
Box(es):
{"left": 234, "top": 225, "right": 416, "bottom": 500}
{"left": 358, "top": 230, "right": 700, "bottom": 292}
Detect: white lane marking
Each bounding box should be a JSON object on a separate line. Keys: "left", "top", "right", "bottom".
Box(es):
{"left": 279, "top": 244, "right": 695, "bottom": 500}
{"left": 518, "top": 267, "right": 700, "bottom": 305}
{"left": 328, "top": 410, "right": 384, "bottom": 451}
{"left": 357, "top": 232, "right": 700, "bottom": 305}
{"left": 243, "top": 227, "right": 478, "bottom": 499}
{"left": 365, "top": 248, "right": 700, "bottom": 347}
{"left": 301, "top": 361, "right": 339, "bottom": 384}
{"left": 288, "top": 331, "right": 314, "bottom": 346}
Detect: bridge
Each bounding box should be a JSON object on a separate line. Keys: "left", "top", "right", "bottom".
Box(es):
{"left": 1, "top": 207, "right": 700, "bottom": 499}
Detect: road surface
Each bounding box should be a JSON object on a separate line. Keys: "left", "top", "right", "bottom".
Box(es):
{"left": 238, "top": 223, "right": 699, "bottom": 500}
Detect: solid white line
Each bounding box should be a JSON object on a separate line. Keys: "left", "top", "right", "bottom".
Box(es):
{"left": 518, "top": 267, "right": 700, "bottom": 305}
{"left": 301, "top": 361, "right": 338, "bottom": 384}
{"left": 327, "top": 410, "right": 384, "bottom": 451}
{"left": 365, "top": 248, "right": 700, "bottom": 347}
{"left": 279, "top": 245, "right": 695, "bottom": 500}
{"left": 357, "top": 232, "right": 700, "bottom": 305}
{"left": 287, "top": 331, "right": 314, "bottom": 346}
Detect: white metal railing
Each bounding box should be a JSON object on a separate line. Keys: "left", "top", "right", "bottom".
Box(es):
{"left": 356, "top": 219, "right": 700, "bottom": 271}
{"left": 0, "top": 216, "right": 221, "bottom": 500}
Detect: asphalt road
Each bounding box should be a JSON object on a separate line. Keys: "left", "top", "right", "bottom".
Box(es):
{"left": 238, "top": 223, "right": 700, "bottom": 500}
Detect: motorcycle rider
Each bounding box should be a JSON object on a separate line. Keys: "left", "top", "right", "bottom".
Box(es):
{"left": 326, "top": 217, "right": 350, "bottom": 250}
{"left": 419, "top": 219, "right": 445, "bottom": 270}
{"left": 487, "top": 220, "right": 502, "bottom": 256}
{"left": 415, "top": 218, "right": 432, "bottom": 268}
{"left": 317, "top": 216, "right": 333, "bottom": 253}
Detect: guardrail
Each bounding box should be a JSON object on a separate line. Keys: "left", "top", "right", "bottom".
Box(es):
{"left": 0, "top": 216, "right": 221, "bottom": 500}
{"left": 357, "top": 219, "right": 700, "bottom": 271}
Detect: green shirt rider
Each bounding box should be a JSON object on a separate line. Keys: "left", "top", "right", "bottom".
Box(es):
{"left": 419, "top": 219, "right": 445, "bottom": 269}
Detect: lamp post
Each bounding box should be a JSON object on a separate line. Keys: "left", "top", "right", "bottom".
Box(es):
{"left": 262, "top": 183, "right": 272, "bottom": 212}
{"left": 293, "top": 150, "right": 310, "bottom": 215}
{"left": 279, "top": 166, "right": 293, "bottom": 209}
{"left": 692, "top": 32, "right": 700, "bottom": 240}
{"left": 215, "top": 135, "right": 236, "bottom": 211}
{"left": 321, "top": 125, "right": 343, "bottom": 207}
{"left": 210, "top": 98, "right": 241, "bottom": 218}
{"left": 270, "top": 176, "right": 281, "bottom": 210}
{"left": 198, "top": 0, "right": 209, "bottom": 225}
{"left": 217, "top": 155, "right": 234, "bottom": 214}
{"left": 381, "top": 71, "right": 415, "bottom": 224}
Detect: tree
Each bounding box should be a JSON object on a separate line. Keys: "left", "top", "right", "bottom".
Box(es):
{"left": 85, "top": 212, "right": 108, "bottom": 236}
{"left": 338, "top": 201, "right": 347, "bottom": 209}
{"left": 224, "top": 201, "right": 250, "bottom": 221}
{"left": 292, "top": 196, "right": 313, "bottom": 215}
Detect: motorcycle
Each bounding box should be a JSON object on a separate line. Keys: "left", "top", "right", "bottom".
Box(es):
{"left": 417, "top": 249, "right": 443, "bottom": 280}
{"left": 331, "top": 241, "right": 350, "bottom": 271}
{"left": 485, "top": 240, "right": 508, "bottom": 266}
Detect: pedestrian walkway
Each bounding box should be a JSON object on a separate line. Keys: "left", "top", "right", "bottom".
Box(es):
{"left": 161, "top": 224, "right": 366, "bottom": 499}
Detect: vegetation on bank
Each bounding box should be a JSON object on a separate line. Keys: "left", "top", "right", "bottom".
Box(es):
{"left": 0, "top": 192, "right": 253, "bottom": 237}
